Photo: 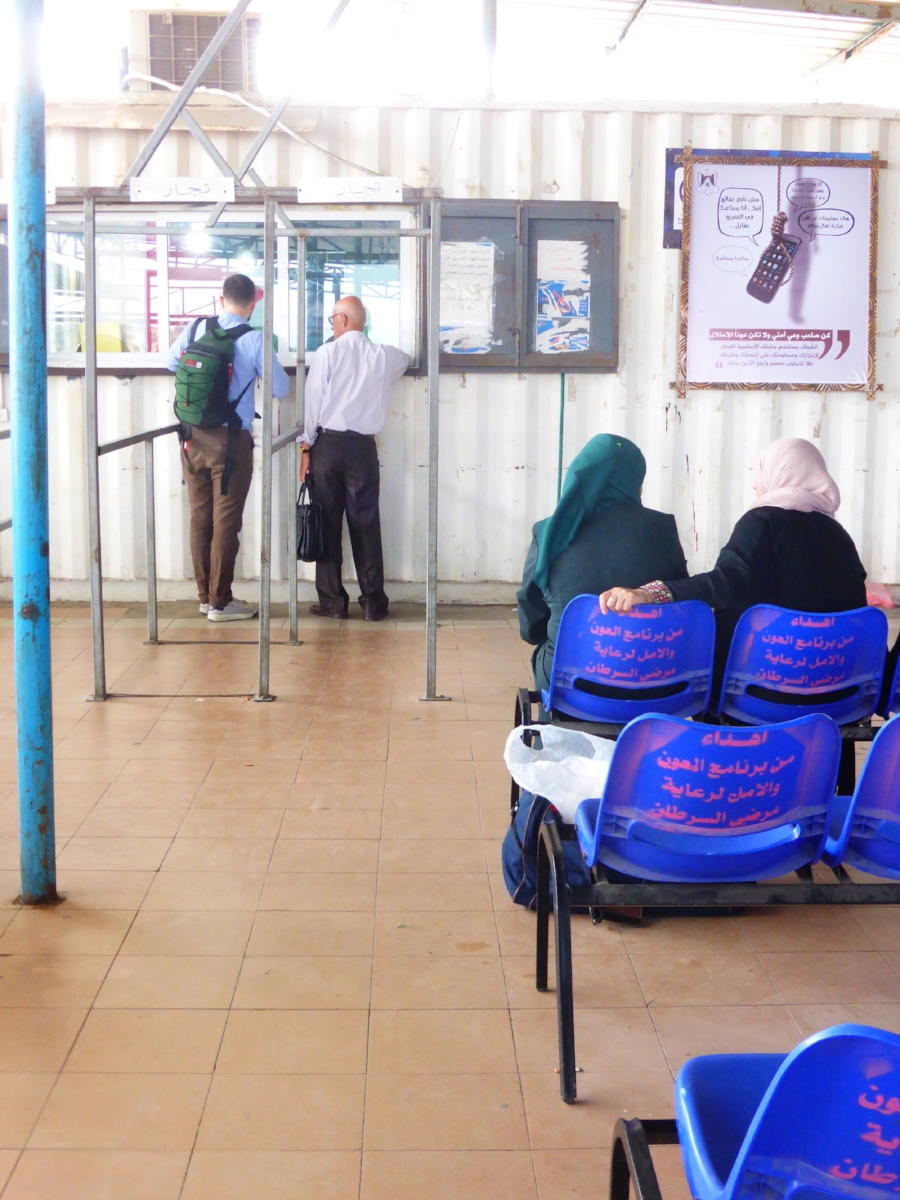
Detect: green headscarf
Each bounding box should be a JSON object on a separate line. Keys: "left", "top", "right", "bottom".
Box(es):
{"left": 532, "top": 434, "right": 646, "bottom": 591}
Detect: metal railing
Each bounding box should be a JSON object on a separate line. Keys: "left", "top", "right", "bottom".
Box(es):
{"left": 79, "top": 195, "right": 442, "bottom": 703}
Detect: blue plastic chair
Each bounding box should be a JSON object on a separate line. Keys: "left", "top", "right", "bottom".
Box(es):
{"left": 823, "top": 714, "right": 900, "bottom": 878}
{"left": 878, "top": 653, "right": 900, "bottom": 719}
{"left": 676, "top": 1024, "right": 900, "bottom": 1200}
{"left": 574, "top": 712, "right": 841, "bottom": 882}
{"left": 717, "top": 604, "right": 888, "bottom": 726}
{"left": 542, "top": 596, "right": 715, "bottom": 723}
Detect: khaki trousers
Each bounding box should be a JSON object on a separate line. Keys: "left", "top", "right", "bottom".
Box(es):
{"left": 181, "top": 426, "right": 254, "bottom": 609}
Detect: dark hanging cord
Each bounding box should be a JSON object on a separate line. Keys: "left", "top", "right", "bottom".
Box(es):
{"left": 771, "top": 162, "right": 795, "bottom": 284}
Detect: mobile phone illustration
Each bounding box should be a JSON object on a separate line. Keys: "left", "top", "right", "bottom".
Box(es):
{"left": 746, "top": 234, "right": 801, "bottom": 303}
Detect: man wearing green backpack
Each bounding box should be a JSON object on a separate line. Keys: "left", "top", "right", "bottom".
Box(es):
{"left": 167, "top": 273, "right": 290, "bottom": 621}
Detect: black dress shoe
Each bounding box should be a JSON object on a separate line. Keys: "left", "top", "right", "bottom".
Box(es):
{"left": 309, "top": 603, "right": 348, "bottom": 619}
{"left": 363, "top": 609, "right": 389, "bottom": 622}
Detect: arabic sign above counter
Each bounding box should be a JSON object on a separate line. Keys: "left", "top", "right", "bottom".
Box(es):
{"left": 296, "top": 177, "right": 403, "bottom": 204}
{"left": 129, "top": 178, "right": 235, "bottom": 204}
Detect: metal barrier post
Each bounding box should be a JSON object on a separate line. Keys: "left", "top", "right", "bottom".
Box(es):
{"left": 10, "top": 0, "right": 57, "bottom": 904}
{"left": 289, "top": 235, "right": 305, "bottom": 644}
{"left": 421, "top": 198, "right": 448, "bottom": 701}
{"left": 256, "top": 196, "right": 276, "bottom": 700}
{"left": 84, "top": 196, "right": 106, "bottom": 700}
{"left": 144, "top": 438, "right": 158, "bottom": 644}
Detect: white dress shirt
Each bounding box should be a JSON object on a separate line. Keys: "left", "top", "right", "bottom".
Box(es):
{"left": 301, "top": 331, "right": 410, "bottom": 445}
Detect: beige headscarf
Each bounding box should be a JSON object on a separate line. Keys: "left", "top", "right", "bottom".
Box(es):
{"left": 751, "top": 437, "right": 840, "bottom": 516}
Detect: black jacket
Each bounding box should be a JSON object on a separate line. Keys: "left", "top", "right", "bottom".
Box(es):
{"left": 517, "top": 501, "right": 689, "bottom": 691}
{"left": 667, "top": 506, "right": 867, "bottom": 691}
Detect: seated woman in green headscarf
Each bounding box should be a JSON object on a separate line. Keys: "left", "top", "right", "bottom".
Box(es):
{"left": 517, "top": 433, "right": 689, "bottom": 691}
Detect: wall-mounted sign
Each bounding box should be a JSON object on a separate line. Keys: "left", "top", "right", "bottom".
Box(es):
{"left": 297, "top": 176, "right": 403, "bottom": 203}
{"left": 129, "top": 177, "right": 235, "bottom": 203}
{"left": 676, "top": 150, "right": 883, "bottom": 396}
{"left": 0, "top": 181, "right": 57, "bottom": 206}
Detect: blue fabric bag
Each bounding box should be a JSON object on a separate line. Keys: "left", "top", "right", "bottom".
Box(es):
{"left": 501, "top": 789, "right": 592, "bottom": 909}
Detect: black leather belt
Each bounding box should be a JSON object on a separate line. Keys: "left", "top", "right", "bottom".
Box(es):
{"left": 318, "top": 427, "right": 375, "bottom": 439}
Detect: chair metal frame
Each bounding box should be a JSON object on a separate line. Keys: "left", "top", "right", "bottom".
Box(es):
{"left": 536, "top": 809, "right": 900, "bottom": 1104}
{"left": 609, "top": 1117, "right": 678, "bottom": 1200}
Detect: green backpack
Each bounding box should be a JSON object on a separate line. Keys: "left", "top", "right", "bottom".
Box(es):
{"left": 174, "top": 316, "right": 254, "bottom": 494}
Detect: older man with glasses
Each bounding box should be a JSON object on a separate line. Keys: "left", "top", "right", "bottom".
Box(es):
{"left": 299, "top": 295, "right": 410, "bottom": 620}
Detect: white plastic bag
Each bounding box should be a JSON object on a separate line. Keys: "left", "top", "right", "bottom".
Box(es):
{"left": 503, "top": 724, "right": 615, "bottom": 824}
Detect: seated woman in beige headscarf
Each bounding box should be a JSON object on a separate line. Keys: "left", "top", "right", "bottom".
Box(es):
{"left": 600, "top": 437, "right": 867, "bottom": 694}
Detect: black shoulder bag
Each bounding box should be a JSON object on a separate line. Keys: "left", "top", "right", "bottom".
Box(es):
{"left": 296, "top": 480, "right": 324, "bottom": 562}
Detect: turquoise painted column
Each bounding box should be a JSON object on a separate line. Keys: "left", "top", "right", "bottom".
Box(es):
{"left": 10, "top": 0, "right": 57, "bottom": 904}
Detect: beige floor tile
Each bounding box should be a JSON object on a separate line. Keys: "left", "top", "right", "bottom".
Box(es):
{"left": 65, "top": 1010, "right": 227, "bottom": 1073}
{"left": 368, "top": 1010, "right": 517, "bottom": 1074}
{"left": 371, "top": 955, "right": 507, "bottom": 1009}
{"left": 0, "top": 955, "right": 112, "bottom": 1008}
{"left": 217, "top": 1010, "right": 368, "bottom": 1073}
{"left": 258, "top": 871, "right": 377, "bottom": 912}
{"left": 379, "top": 808, "right": 483, "bottom": 839}
{"left": 56, "top": 870, "right": 155, "bottom": 910}
{"left": 29, "top": 1073, "right": 210, "bottom": 1149}
{"left": 232, "top": 956, "right": 372, "bottom": 1009}
{"left": 763, "top": 951, "right": 900, "bottom": 1004}
{"left": 118, "top": 761, "right": 210, "bottom": 785}
{"left": 204, "top": 761, "right": 300, "bottom": 787}
{"left": 247, "top": 911, "right": 375, "bottom": 957}
{"left": 97, "top": 782, "right": 199, "bottom": 809}
{"left": 196, "top": 1074, "right": 365, "bottom": 1150}
{"left": 0, "top": 1073, "right": 58, "bottom": 1148}
{"left": 75, "top": 809, "right": 186, "bottom": 838}
{"left": 120, "top": 910, "right": 253, "bottom": 956}
{"left": 385, "top": 761, "right": 476, "bottom": 787}
{"left": 0, "top": 1009, "right": 87, "bottom": 1070}
{"left": 363, "top": 1074, "right": 528, "bottom": 1151}
{"left": 278, "top": 809, "right": 382, "bottom": 839}
{"left": 289, "top": 782, "right": 384, "bottom": 811}
{"left": 181, "top": 1150, "right": 361, "bottom": 1200}
{"left": 160, "top": 838, "right": 275, "bottom": 872}
{"left": 270, "top": 839, "right": 379, "bottom": 873}
{"left": 376, "top": 873, "right": 493, "bottom": 912}
{"left": 381, "top": 783, "right": 478, "bottom": 809}
{"left": 651, "top": 1004, "right": 800, "bottom": 1070}
{"left": 361, "top": 1150, "right": 537, "bottom": 1200}
{"left": 304, "top": 739, "right": 387, "bottom": 761}
{"left": 374, "top": 911, "right": 499, "bottom": 956}
{"left": 504, "top": 953, "right": 645, "bottom": 1010}
{"left": 628, "top": 950, "right": 779, "bottom": 1006}
{"left": 0, "top": 1150, "right": 18, "bottom": 1194}
{"left": 176, "top": 809, "right": 285, "bottom": 839}
{"left": 294, "top": 761, "right": 387, "bottom": 787}
{"left": 191, "top": 782, "right": 294, "bottom": 809}
{"left": 531, "top": 1148, "right": 692, "bottom": 1200}
{"left": 0, "top": 909, "right": 134, "bottom": 955}
{"left": 3, "top": 1150, "right": 189, "bottom": 1200}
{"left": 141, "top": 871, "right": 266, "bottom": 911}
{"left": 377, "top": 839, "right": 486, "bottom": 873}
{"left": 57, "top": 838, "right": 172, "bottom": 872}
{"left": 736, "top": 907, "right": 876, "bottom": 952}
{"left": 847, "top": 907, "right": 900, "bottom": 951}
{"left": 511, "top": 1007, "right": 669, "bottom": 1075}
{"left": 95, "top": 955, "right": 242, "bottom": 1009}
{"left": 788, "top": 1002, "right": 900, "bottom": 1037}
{"left": 521, "top": 1070, "right": 675, "bottom": 1150}
{"left": 387, "top": 740, "right": 472, "bottom": 762}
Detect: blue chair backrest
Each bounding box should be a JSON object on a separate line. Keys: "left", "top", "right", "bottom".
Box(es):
{"left": 543, "top": 596, "right": 715, "bottom": 723}
{"left": 825, "top": 714, "right": 900, "bottom": 879}
{"left": 878, "top": 654, "right": 900, "bottom": 719}
{"left": 574, "top": 712, "right": 840, "bottom": 882}
{"left": 718, "top": 605, "right": 888, "bottom": 726}
{"left": 710, "top": 1024, "right": 900, "bottom": 1200}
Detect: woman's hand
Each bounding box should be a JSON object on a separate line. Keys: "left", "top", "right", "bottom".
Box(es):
{"left": 599, "top": 587, "right": 652, "bottom": 614}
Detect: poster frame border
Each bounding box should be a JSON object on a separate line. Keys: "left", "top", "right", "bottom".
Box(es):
{"left": 675, "top": 149, "right": 885, "bottom": 399}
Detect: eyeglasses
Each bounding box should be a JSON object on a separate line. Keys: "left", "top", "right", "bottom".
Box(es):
{"left": 327, "top": 311, "right": 347, "bottom": 326}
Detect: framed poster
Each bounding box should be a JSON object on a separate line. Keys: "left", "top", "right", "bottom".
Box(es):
{"left": 677, "top": 150, "right": 883, "bottom": 395}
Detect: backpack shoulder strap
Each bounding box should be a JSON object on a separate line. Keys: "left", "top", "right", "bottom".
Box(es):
{"left": 222, "top": 323, "right": 254, "bottom": 342}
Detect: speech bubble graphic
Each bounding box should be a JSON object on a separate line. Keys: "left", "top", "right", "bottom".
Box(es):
{"left": 717, "top": 188, "right": 764, "bottom": 244}
{"left": 713, "top": 245, "right": 754, "bottom": 275}
{"left": 797, "top": 208, "right": 855, "bottom": 240}
{"left": 786, "top": 178, "right": 830, "bottom": 210}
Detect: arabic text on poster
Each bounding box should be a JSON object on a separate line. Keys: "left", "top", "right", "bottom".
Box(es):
{"left": 439, "top": 241, "right": 495, "bottom": 355}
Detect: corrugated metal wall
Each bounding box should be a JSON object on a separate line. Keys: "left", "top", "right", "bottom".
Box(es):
{"left": 4, "top": 104, "right": 900, "bottom": 595}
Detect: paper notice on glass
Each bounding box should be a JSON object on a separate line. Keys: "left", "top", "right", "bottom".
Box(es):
{"left": 440, "top": 241, "right": 495, "bottom": 354}
{"left": 535, "top": 239, "right": 590, "bottom": 354}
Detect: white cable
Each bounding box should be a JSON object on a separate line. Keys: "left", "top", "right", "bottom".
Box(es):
{"left": 428, "top": 110, "right": 461, "bottom": 188}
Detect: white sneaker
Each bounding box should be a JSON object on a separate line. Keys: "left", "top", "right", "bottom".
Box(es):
{"left": 199, "top": 603, "right": 210, "bottom": 615}
{"left": 207, "top": 599, "right": 259, "bottom": 622}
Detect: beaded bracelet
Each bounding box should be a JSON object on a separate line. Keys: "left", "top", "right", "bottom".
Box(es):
{"left": 640, "top": 580, "right": 674, "bottom": 604}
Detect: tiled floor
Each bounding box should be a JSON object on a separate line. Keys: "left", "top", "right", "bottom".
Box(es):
{"left": 0, "top": 602, "right": 897, "bottom": 1199}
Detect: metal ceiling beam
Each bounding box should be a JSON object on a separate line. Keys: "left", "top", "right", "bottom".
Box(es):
{"left": 324, "top": 0, "right": 351, "bottom": 33}
{"left": 608, "top": 0, "right": 652, "bottom": 52}
{"left": 178, "top": 109, "right": 240, "bottom": 181}
{"left": 206, "top": 95, "right": 293, "bottom": 228}
{"left": 807, "top": 15, "right": 898, "bottom": 69}
{"left": 123, "top": 0, "right": 253, "bottom": 183}
{"left": 685, "top": 0, "right": 900, "bottom": 21}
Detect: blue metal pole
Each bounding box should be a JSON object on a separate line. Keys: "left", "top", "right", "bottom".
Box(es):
{"left": 10, "top": 0, "right": 57, "bottom": 904}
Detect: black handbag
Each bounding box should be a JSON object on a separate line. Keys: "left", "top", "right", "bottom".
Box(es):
{"left": 296, "top": 481, "right": 324, "bottom": 562}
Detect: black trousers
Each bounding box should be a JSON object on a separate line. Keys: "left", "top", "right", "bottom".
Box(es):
{"left": 309, "top": 429, "right": 388, "bottom": 616}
